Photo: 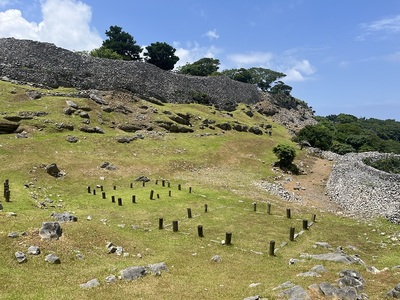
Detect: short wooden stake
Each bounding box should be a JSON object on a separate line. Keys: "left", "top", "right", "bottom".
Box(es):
{"left": 118, "top": 198, "right": 122, "bottom": 206}
{"left": 157, "top": 193, "right": 160, "bottom": 199}
{"left": 159, "top": 218, "right": 164, "bottom": 229}
{"left": 303, "top": 219, "right": 308, "bottom": 230}
{"left": 155, "top": 179, "right": 158, "bottom": 185}
{"left": 168, "top": 190, "right": 172, "bottom": 197}
{"left": 253, "top": 202, "right": 257, "bottom": 212}
{"left": 150, "top": 190, "right": 154, "bottom": 200}
{"left": 172, "top": 220, "right": 179, "bottom": 232}
{"left": 178, "top": 184, "right": 181, "bottom": 191}
{"left": 204, "top": 204, "right": 208, "bottom": 213}
{"left": 113, "top": 185, "right": 117, "bottom": 190}
{"left": 93, "top": 189, "right": 96, "bottom": 196}
{"left": 111, "top": 195, "right": 115, "bottom": 203}
{"left": 100, "top": 185, "right": 103, "bottom": 191}
{"left": 142, "top": 181, "right": 145, "bottom": 187}
{"left": 132, "top": 195, "right": 136, "bottom": 203}
{"left": 286, "top": 208, "right": 291, "bottom": 219}
{"left": 87, "top": 186, "right": 91, "bottom": 194}
{"left": 312, "top": 214, "right": 316, "bottom": 223}
{"left": 102, "top": 192, "right": 106, "bottom": 199}
{"left": 130, "top": 183, "right": 133, "bottom": 188}
{"left": 197, "top": 225, "right": 204, "bottom": 237}
{"left": 187, "top": 208, "right": 192, "bottom": 218}
{"left": 225, "top": 232, "right": 232, "bottom": 245}
{"left": 168, "top": 182, "right": 170, "bottom": 188}
{"left": 267, "top": 203, "right": 271, "bottom": 214}
{"left": 162, "top": 180, "right": 165, "bottom": 187}
{"left": 269, "top": 240, "right": 276, "bottom": 256}
{"left": 189, "top": 187, "right": 192, "bottom": 193}
{"left": 289, "top": 227, "right": 295, "bottom": 241}
{"left": 4, "top": 190, "right": 10, "bottom": 202}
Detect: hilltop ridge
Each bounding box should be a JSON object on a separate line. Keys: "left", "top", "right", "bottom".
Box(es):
{"left": 0, "top": 38, "right": 316, "bottom": 132}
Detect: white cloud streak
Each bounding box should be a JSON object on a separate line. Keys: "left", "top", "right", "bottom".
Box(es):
{"left": 0, "top": 0, "right": 102, "bottom": 51}
{"left": 357, "top": 14, "right": 400, "bottom": 41}
{"left": 173, "top": 41, "right": 222, "bottom": 67}
{"left": 203, "top": 29, "right": 219, "bottom": 40}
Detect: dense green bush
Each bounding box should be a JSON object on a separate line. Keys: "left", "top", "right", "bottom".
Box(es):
{"left": 363, "top": 157, "right": 400, "bottom": 174}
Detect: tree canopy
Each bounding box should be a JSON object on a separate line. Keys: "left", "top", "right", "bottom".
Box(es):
{"left": 177, "top": 58, "right": 220, "bottom": 76}
{"left": 94, "top": 25, "right": 142, "bottom": 61}
{"left": 143, "top": 42, "right": 179, "bottom": 70}
{"left": 220, "top": 67, "right": 287, "bottom": 92}
{"left": 294, "top": 114, "right": 400, "bottom": 154}
{"left": 273, "top": 144, "right": 297, "bottom": 169}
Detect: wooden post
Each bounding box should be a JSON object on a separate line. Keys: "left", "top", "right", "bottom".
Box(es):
{"left": 204, "top": 204, "right": 208, "bottom": 213}
{"left": 172, "top": 220, "right": 179, "bottom": 232}
{"left": 162, "top": 180, "right": 165, "bottom": 187}
{"left": 132, "top": 195, "right": 136, "bottom": 203}
{"left": 187, "top": 208, "right": 192, "bottom": 218}
{"left": 142, "top": 181, "right": 145, "bottom": 187}
{"left": 87, "top": 186, "right": 91, "bottom": 193}
{"left": 159, "top": 218, "right": 163, "bottom": 229}
{"left": 267, "top": 203, "right": 271, "bottom": 214}
{"left": 253, "top": 202, "right": 257, "bottom": 212}
{"left": 197, "top": 225, "right": 204, "bottom": 237}
{"left": 150, "top": 190, "right": 154, "bottom": 200}
{"left": 286, "top": 208, "right": 291, "bottom": 219}
{"left": 102, "top": 191, "right": 106, "bottom": 199}
{"left": 118, "top": 198, "right": 122, "bottom": 206}
{"left": 111, "top": 195, "right": 115, "bottom": 203}
{"left": 93, "top": 189, "right": 96, "bottom": 196}
{"left": 4, "top": 179, "right": 10, "bottom": 202}
{"left": 168, "top": 190, "right": 172, "bottom": 197}
{"left": 189, "top": 187, "right": 192, "bottom": 193}
{"left": 100, "top": 185, "right": 103, "bottom": 191}
{"left": 289, "top": 227, "right": 295, "bottom": 241}
{"left": 113, "top": 185, "right": 117, "bottom": 190}
{"left": 130, "top": 183, "right": 133, "bottom": 188}
{"left": 155, "top": 179, "right": 158, "bottom": 185}
{"left": 302, "top": 219, "right": 308, "bottom": 230}
{"left": 178, "top": 184, "right": 181, "bottom": 191}
{"left": 225, "top": 232, "right": 232, "bottom": 245}
{"left": 168, "top": 182, "right": 170, "bottom": 188}
{"left": 157, "top": 193, "right": 160, "bottom": 199}
{"left": 312, "top": 214, "right": 316, "bottom": 223}
{"left": 4, "top": 190, "right": 10, "bottom": 202}
{"left": 269, "top": 240, "right": 276, "bottom": 256}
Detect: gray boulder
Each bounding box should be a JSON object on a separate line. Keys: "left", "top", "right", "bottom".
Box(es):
{"left": 278, "top": 285, "right": 311, "bottom": 300}
{"left": 39, "top": 222, "right": 62, "bottom": 240}
{"left": 46, "top": 163, "right": 63, "bottom": 177}
{"left": 15, "top": 251, "right": 27, "bottom": 263}
{"left": 45, "top": 253, "right": 60, "bottom": 264}
{"left": 387, "top": 284, "right": 400, "bottom": 298}
{"left": 27, "top": 246, "right": 40, "bottom": 255}
{"left": 51, "top": 212, "right": 77, "bottom": 222}
{"left": 146, "top": 262, "right": 168, "bottom": 275}
{"left": 120, "top": 266, "right": 146, "bottom": 280}
{"left": 80, "top": 278, "right": 100, "bottom": 289}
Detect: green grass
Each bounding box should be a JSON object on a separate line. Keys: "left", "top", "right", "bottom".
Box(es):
{"left": 0, "top": 80, "right": 399, "bottom": 299}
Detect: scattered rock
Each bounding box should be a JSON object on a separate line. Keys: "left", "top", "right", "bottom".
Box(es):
{"left": 278, "top": 285, "right": 311, "bottom": 300}
{"left": 15, "top": 251, "right": 27, "bottom": 263}
{"left": 26, "top": 90, "right": 41, "bottom": 100}
{"left": 51, "top": 212, "right": 78, "bottom": 222}
{"left": 39, "top": 222, "right": 62, "bottom": 240}
{"left": 66, "top": 135, "right": 78, "bottom": 143}
{"left": 105, "top": 275, "right": 117, "bottom": 283}
{"left": 27, "top": 246, "right": 41, "bottom": 255}
{"left": 146, "top": 262, "right": 168, "bottom": 275}
{"left": 387, "top": 284, "right": 400, "bottom": 298}
{"left": 7, "top": 232, "right": 18, "bottom": 238}
{"left": 45, "top": 253, "right": 61, "bottom": 264}
{"left": 135, "top": 176, "right": 150, "bottom": 182}
{"left": 80, "top": 278, "right": 100, "bottom": 289}
{"left": 46, "top": 163, "right": 64, "bottom": 177}
{"left": 120, "top": 266, "right": 146, "bottom": 280}
{"left": 211, "top": 255, "right": 222, "bottom": 262}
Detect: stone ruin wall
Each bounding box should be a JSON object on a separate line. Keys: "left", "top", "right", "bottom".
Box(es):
{"left": 325, "top": 151, "right": 400, "bottom": 219}
{"left": 0, "top": 38, "right": 261, "bottom": 111}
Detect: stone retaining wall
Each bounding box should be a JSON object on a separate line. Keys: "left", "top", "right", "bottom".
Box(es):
{"left": 0, "top": 38, "right": 261, "bottom": 111}
{"left": 325, "top": 151, "right": 400, "bottom": 219}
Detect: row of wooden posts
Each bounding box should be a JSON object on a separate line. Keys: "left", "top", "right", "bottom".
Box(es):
{"left": 86, "top": 182, "right": 316, "bottom": 256}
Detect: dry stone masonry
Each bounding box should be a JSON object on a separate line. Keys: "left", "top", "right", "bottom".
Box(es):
{"left": 326, "top": 152, "right": 400, "bottom": 222}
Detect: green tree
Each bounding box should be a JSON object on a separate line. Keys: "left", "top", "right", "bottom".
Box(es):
{"left": 177, "top": 58, "right": 220, "bottom": 76}
{"left": 90, "top": 46, "right": 124, "bottom": 60}
{"left": 273, "top": 144, "right": 296, "bottom": 168}
{"left": 102, "top": 25, "right": 142, "bottom": 60}
{"left": 144, "top": 42, "right": 179, "bottom": 70}
{"left": 269, "top": 81, "right": 293, "bottom": 96}
{"left": 295, "top": 124, "right": 333, "bottom": 150}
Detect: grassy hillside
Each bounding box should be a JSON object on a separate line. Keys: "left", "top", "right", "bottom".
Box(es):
{"left": 0, "top": 80, "right": 399, "bottom": 299}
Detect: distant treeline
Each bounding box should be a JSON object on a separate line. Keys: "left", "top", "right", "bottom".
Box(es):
{"left": 294, "top": 113, "right": 400, "bottom": 154}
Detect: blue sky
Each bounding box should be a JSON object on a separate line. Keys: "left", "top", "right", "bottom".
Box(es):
{"left": 0, "top": 0, "right": 399, "bottom": 121}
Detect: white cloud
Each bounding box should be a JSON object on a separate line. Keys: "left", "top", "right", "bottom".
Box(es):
{"left": 173, "top": 41, "right": 222, "bottom": 67}
{"left": 357, "top": 14, "right": 400, "bottom": 41}
{"left": 0, "top": 0, "right": 102, "bottom": 51}
{"left": 282, "top": 59, "right": 316, "bottom": 82}
{"left": 227, "top": 51, "right": 273, "bottom": 68}
{"left": 203, "top": 29, "right": 219, "bottom": 40}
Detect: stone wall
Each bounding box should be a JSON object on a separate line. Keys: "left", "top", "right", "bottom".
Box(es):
{"left": 0, "top": 38, "right": 261, "bottom": 111}
{"left": 325, "top": 151, "right": 400, "bottom": 219}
